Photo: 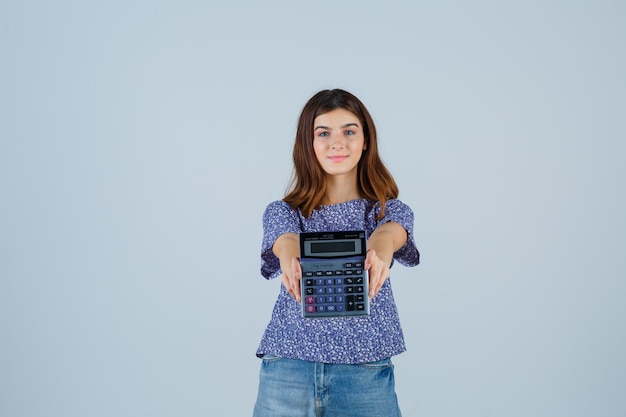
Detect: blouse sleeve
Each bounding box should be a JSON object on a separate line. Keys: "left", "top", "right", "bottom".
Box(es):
{"left": 260, "top": 200, "right": 302, "bottom": 279}
{"left": 378, "top": 199, "right": 420, "bottom": 267}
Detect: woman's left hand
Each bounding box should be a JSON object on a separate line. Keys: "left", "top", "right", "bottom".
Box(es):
{"left": 364, "top": 249, "right": 390, "bottom": 299}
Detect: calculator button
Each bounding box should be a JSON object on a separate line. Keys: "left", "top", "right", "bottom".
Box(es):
{"left": 300, "top": 255, "right": 369, "bottom": 317}
{"left": 346, "top": 295, "right": 355, "bottom": 311}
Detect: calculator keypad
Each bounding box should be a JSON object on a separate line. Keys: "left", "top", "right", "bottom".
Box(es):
{"left": 301, "top": 260, "right": 369, "bottom": 318}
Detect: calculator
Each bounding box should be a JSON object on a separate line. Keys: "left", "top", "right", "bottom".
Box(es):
{"left": 299, "top": 230, "right": 369, "bottom": 318}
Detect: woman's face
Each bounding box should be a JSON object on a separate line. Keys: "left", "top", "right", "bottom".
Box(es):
{"left": 312, "top": 108, "right": 366, "bottom": 178}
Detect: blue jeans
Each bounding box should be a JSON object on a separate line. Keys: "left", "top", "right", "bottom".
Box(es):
{"left": 252, "top": 355, "right": 402, "bottom": 417}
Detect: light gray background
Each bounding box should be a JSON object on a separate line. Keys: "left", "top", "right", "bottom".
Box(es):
{"left": 1, "top": 1, "right": 624, "bottom": 416}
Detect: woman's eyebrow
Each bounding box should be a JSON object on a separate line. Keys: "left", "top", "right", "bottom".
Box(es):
{"left": 314, "top": 123, "right": 360, "bottom": 131}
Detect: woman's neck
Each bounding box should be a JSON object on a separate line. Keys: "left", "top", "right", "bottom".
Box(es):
{"left": 323, "top": 175, "right": 362, "bottom": 205}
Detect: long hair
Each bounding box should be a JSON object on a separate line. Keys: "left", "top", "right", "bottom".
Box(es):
{"left": 284, "top": 89, "right": 399, "bottom": 219}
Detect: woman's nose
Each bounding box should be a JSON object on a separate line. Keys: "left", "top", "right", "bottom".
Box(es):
{"left": 330, "top": 133, "right": 345, "bottom": 148}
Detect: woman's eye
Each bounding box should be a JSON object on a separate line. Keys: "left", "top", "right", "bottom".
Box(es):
{"left": 345, "top": 130, "right": 355, "bottom": 135}
{"left": 318, "top": 131, "right": 329, "bottom": 137}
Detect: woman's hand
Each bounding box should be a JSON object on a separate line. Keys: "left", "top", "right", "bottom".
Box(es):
{"left": 365, "top": 222, "right": 408, "bottom": 299}
{"left": 280, "top": 257, "right": 302, "bottom": 303}
{"left": 273, "top": 233, "right": 302, "bottom": 303}
{"left": 365, "top": 249, "right": 390, "bottom": 299}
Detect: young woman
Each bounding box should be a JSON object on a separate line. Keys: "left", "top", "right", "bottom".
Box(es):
{"left": 253, "top": 89, "right": 420, "bottom": 417}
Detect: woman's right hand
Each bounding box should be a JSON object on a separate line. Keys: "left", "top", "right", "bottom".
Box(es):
{"left": 281, "top": 257, "right": 302, "bottom": 303}
{"left": 273, "top": 233, "right": 302, "bottom": 303}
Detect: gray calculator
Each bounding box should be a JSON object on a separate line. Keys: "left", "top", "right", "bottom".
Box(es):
{"left": 299, "top": 231, "right": 369, "bottom": 318}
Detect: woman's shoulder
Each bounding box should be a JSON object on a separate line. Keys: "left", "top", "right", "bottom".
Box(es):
{"left": 371, "top": 198, "right": 414, "bottom": 224}
{"left": 264, "top": 199, "right": 291, "bottom": 210}
{"left": 266, "top": 200, "right": 291, "bottom": 210}
{"left": 364, "top": 198, "right": 413, "bottom": 214}
{"left": 263, "top": 200, "right": 299, "bottom": 220}
{"left": 385, "top": 198, "right": 413, "bottom": 212}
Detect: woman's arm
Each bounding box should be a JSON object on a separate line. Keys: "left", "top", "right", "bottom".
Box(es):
{"left": 365, "top": 221, "right": 408, "bottom": 299}
{"left": 272, "top": 232, "right": 302, "bottom": 302}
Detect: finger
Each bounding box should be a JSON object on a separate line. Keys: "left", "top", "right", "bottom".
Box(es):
{"left": 373, "top": 272, "right": 385, "bottom": 298}
{"left": 364, "top": 249, "right": 375, "bottom": 270}
{"left": 368, "top": 270, "right": 380, "bottom": 299}
{"left": 281, "top": 274, "right": 294, "bottom": 299}
{"left": 292, "top": 258, "right": 302, "bottom": 302}
{"left": 369, "top": 262, "right": 388, "bottom": 299}
{"left": 366, "top": 251, "right": 381, "bottom": 298}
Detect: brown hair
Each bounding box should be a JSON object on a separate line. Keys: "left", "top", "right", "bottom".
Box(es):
{"left": 284, "top": 89, "right": 399, "bottom": 219}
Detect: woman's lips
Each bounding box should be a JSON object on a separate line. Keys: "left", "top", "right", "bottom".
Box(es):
{"left": 329, "top": 155, "right": 347, "bottom": 162}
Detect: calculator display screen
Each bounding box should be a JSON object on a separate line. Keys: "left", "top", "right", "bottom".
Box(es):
{"left": 311, "top": 241, "right": 355, "bottom": 254}
{"left": 300, "top": 231, "right": 365, "bottom": 258}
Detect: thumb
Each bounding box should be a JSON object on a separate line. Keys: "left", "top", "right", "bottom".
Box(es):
{"left": 292, "top": 257, "right": 301, "bottom": 277}
{"left": 365, "top": 249, "right": 376, "bottom": 269}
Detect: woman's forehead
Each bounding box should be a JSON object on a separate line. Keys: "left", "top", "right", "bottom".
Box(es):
{"left": 314, "top": 108, "right": 360, "bottom": 126}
